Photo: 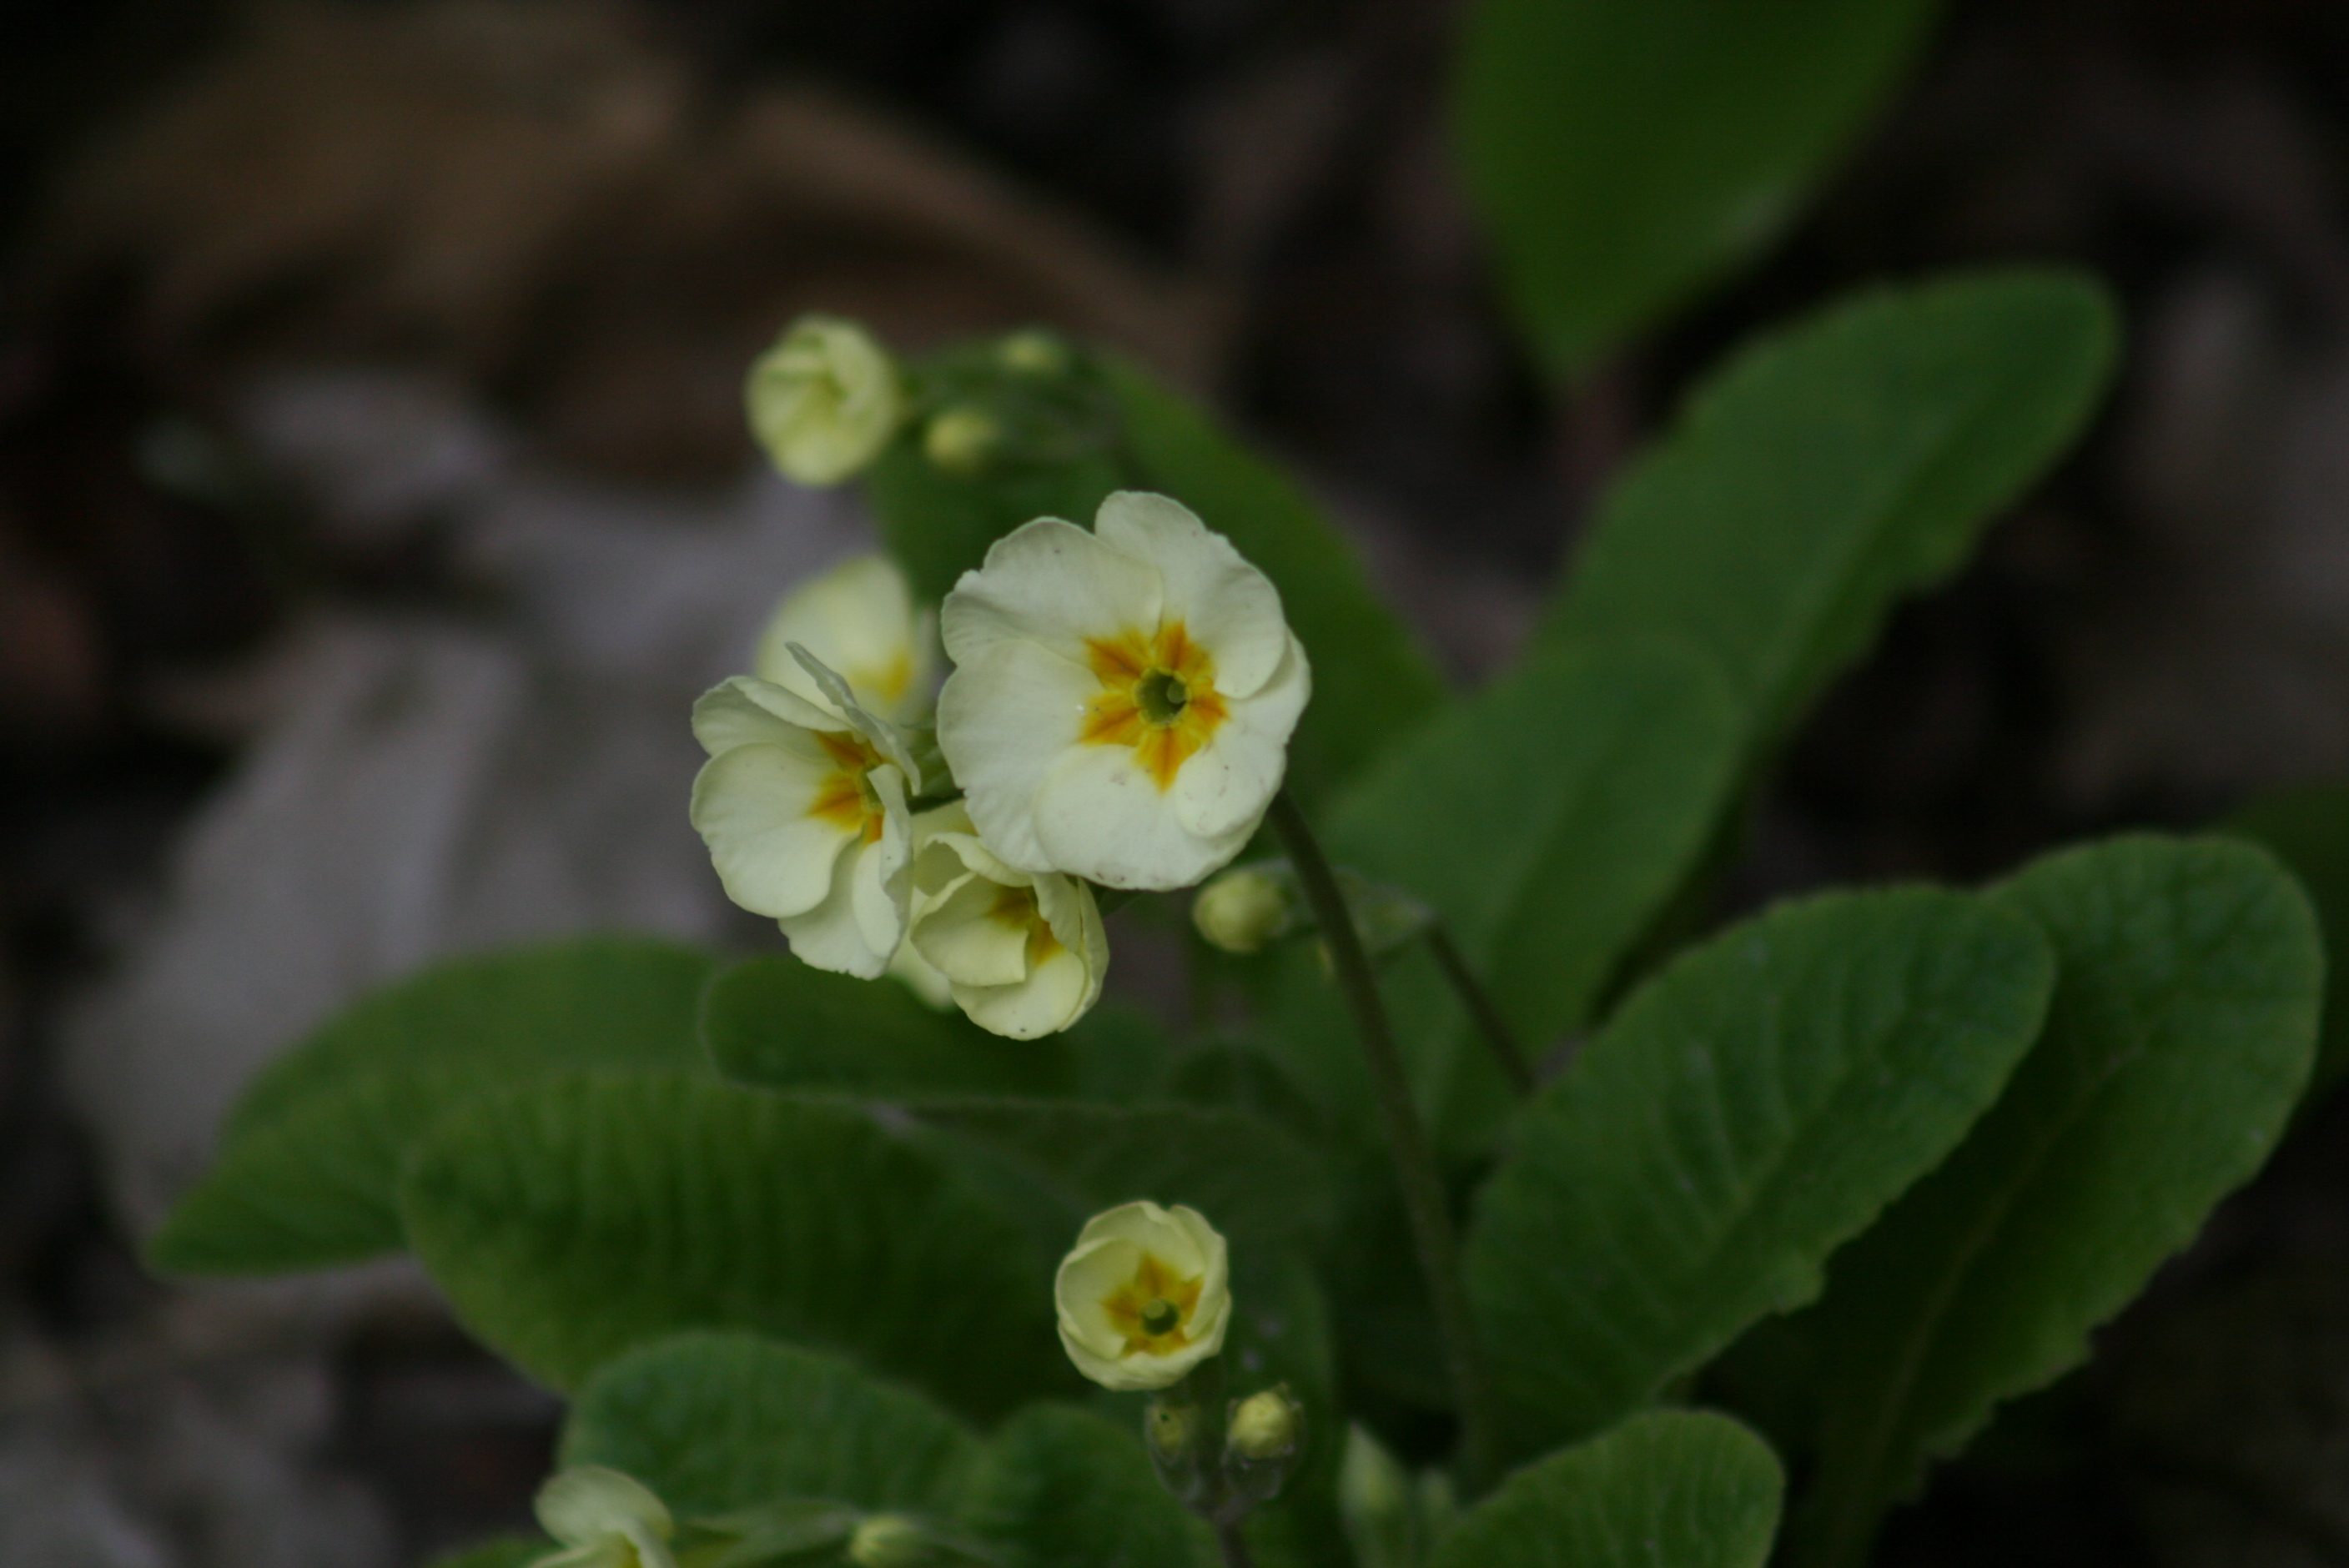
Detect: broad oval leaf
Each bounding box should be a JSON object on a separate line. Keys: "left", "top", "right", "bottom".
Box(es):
{"left": 2226, "top": 783, "right": 2349, "bottom": 1107}
{"left": 957, "top": 1404, "right": 1213, "bottom": 1568}
{"left": 150, "top": 936, "right": 719, "bottom": 1275}
{"left": 702, "top": 955, "right": 1069, "bottom": 1098}
{"left": 1430, "top": 1410, "right": 1783, "bottom": 1568}
{"left": 561, "top": 1330, "right": 978, "bottom": 1518}
{"left": 1787, "top": 837, "right": 2322, "bottom": 1568}
{"left": 1540, "top": 271, "right": 2118, "bottom": 751}
{"left": 1278, "top": 635, "right": 1741, "bottom": 1155}
{"left": 397, "top": 1073, "right": 1070, "bottom": 1417}
{"left": 1465, "top": 887, "right": 2055, "bottom": 1457}
{"left": 1458, "top": 0, "right": 1941, "bottom": 379}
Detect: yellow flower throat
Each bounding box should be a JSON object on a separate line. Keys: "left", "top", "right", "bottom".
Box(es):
{"left": 1101, "top": 1252, "right": 1204, "bottom": 1356}
{"left": 807, "top": 731, "right": 888, "bottom": 842}
{"left": 1080, "top": 621, "right": 1229, "bottom": 791}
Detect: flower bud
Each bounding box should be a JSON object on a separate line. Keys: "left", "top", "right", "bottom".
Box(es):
{"left": 1226, "top": 1385, "right": 1304, "bottom": 1462}
{"left": 1338, "top": 1425, "right": 1416, "bottom": 1568}
{"left": 1193, "top": 866, "right": 1298, "bottom": 955}
{"left": 997, "top": 329, "right": 1070, "bottom": 375}
{"left": 1055, "top": 1201, "right": 1230, "bottom": 1390}
{"left": 531, "top": 1465, "right": 677, "bottom": 1568}
{"left": 848, "top": 1514, "right": 929, "bottom": 1568}
{"left": 923, "top": 406, "right": 1002, "bottom": 475}
{"left": 746, "top": 314, "right": 904, "bottom": 486}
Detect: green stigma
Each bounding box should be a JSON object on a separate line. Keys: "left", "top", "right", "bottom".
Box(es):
{"left": 1140, "top": 1297, "right": 1182, "bottom": 1336}
{"left": 1137, "top": 669, "right": 1190, "bottom": 725}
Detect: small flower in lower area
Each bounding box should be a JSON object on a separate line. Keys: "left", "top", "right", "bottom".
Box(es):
{"left": 1192, "top": 863, "right": 1300, "bottom": 954}
{"left": 531, "top": 1466, "right": 677, "bottom": 1568}
{"left": 908, "top": 802, "right": 1106, "bottom": 1038}
{"left": 1056, "top": 1200, "right": 1230, "bottom": 1390}
{"left": 755, "top": 554, "right": 935, "bottom": 726}
{"left": 747, "top": 314, "right": 904, "bottom": 486}
{"left": 936, "top": 491, "right": 1311, "bottom": 891}
{"left": 1227, "top": 1385, "right": 1305, "bottom": 1463}
{"left": 691, "top": 655, "right": 919, "bottom": 978}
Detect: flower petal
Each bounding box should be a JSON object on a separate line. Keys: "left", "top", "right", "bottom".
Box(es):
{"left": 848, "top": 766, "right": 913, "bottom": 957}
{"left": 955, "top": 940, "right": 1091, "bottom": 1038}
{"left": 778, "top": 832, "right": 890, "bottom": 977}
{"left": 536, "top": 1468, "right": 672, "bottom": 1552}
{"left": 1093, "top": 491, "right": 1292, "bottom": 699}
{"left": 689, "top": 744, "right": 855, "bottom": 917}
{"left": 1170, "top": 633, "right": 1310, "bottom": 840}
{"left": 754, "top": 555, "right": 933, "bottom": 721}
{"left": 937, "top": 639, "right": 1098, "bottom": 872}
{"left": 1034, "top": 744, "right": 1252, "bottom": 890}
{"left": 691, "top": 675, "right": 843, "bottom": 757}
{"left": 913, "top": 869, "right": 1032, "bottom": 988}
{"left": 1054, "top": 1234, "right": 1144, "bottom": 1357}
{"left": 940, "top": 517, "right": 1161, "bottom": 670}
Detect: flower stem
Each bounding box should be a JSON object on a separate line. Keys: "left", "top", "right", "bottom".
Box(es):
{"left": 1266, "top": 791, "right": 1500, "bottom": 1489}
{"left": 1424, "top": 923, "right": 1535, "bottom": 1096}
{"left": 1216, "top": 1523, "right": 1257, "bottom": 1568}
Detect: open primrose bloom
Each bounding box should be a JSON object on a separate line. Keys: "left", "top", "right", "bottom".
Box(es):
{"left": 1056, "top": 1200, "right": 1230, "bottom": 1391}
{"left": 755, "top": 553, "right": 937, "bottom": 726}
{"left": 937, "top": 491, "right": 1310, "bottom": 891}
{"left": 691, "top": 648, "right": 919, "bottom": 978}
{"left": 531, "top": 1466, "right": 677, "bottom": 1568}
{"left": 746, "top": 314, "right": 905, "bottom": 486}
{"left": 909, "top": 802, "right": 1106, "bottom": 1038}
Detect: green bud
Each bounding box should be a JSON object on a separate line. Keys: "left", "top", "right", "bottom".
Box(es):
{"left": 1193, "top": 866, "right": 1298, "bottom": 955}
{"left": 1338, "top": 1425, "right": 1416, "bottom": 1568}
{"left": 1226, "top": 1385, "right": 1303, "bottom": 1462}
{"left": 1146, "top": 1400, "right": 1204, "bottom": 1466}
{"left": 847, "top": 1514, "right": 930, "bottom": 1568}
{"left": 997, "top": 329, "right": 1070, "bottom": 375}
{"left": 923, "top": 407, "right": 1003, "bottom": 475}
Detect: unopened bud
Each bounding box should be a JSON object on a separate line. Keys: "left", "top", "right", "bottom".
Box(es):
{"left": 848, "top": 1513, "right": 930, "bottom": 1568}
{"left": 1146, "top": 1400, "right": 1204, "bottom": 1466}
{"left": 1338, "top": 1425, "right": 1416, "bottom": 1568}
{"left": 923, "top": 407, "right": 1002, "bottom": 475}
{"left": 997, "top": 329, "right": 1070, "bottom": 375}
{"left": 1226, "top": 1385, "right": 1303, "bottom": 1462}
{"left": 1193, "top": 866, "right": 1298, "bottom": 955}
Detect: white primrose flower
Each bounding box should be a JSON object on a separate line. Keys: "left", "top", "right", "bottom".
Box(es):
{"left": 755, "top": 553, "right": 937, "bottom": 725}
{"left": 936, "top": 491, "right": 1310, "bottom": 890}
{"left": 1055, "top": 1200, "right": 1231, "bottom": 1391}
{"left": 531, "top": 1466, "right": 677, "bottom": 1568}
{"left": 746, "top": 314, "right": 905, "bottom": 486}
{"left": 691, "top": 648, "right": 920, "bottom": 979}
{"left": 908, "top": 802, "right": 1106, "bottom": 1038}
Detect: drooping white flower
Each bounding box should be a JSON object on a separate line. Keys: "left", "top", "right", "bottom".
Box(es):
{"left": 907, "top": 802, "right": 1105, "bottom": 1038}
{"left": 1055, "top": 1200, "right": 1231, "bottom": 1392}
{"left": 531, "top": 1466, "right": 677, "bottom": 1568}
{"left": 935, "top": 491, "right": 1310, "bottom": 890}
{"left": 746, "top": 315, "right": 904, "bottom": 486}
{"left": 754, "top": 554, "right": 936, "bottom": 725}
{"left": 691, "top": 649, "right": 919, "bottom": 978}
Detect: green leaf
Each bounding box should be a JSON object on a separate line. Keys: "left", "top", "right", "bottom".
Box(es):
{"left": 868, "top": 435, "right": 1124, "bottom": 609}
{"left": 1429, "top": 1410, "right": 1783, "bottom": 1568}
{"left": 909, "top": 1097, "right": 1332, "bottom": 1246}
{"left": 150, "top": 937, "right": 718, "bottom": 1275}
{"left": 1465, "top": 887, "right": 2055, "bottom": 1456}
{"left": 1539, "top": 271, "right": 2118, "bottom": 750}
{"left": 1457, "top": 0, "right": 1941, "bottom": 380}
{"left": 1787, "top": 837, "right": 2322, "bottom": 1568}
{"left": 398, "top": 1073, "right": 1069, "bottom": 1416}
{"left": 561, "top": 1330, "right": 978, "bottom": 1518}
{"left": 2226, "top": 782, "right": 2349, "bottom": 1105}
{"left": 956, "top": 1404, "right": 1213, "bottom": 1568}
{"left": 1279, "top": 635, "right": 1741, "bottom": 1154}
{"left": 1103, "top": 359, "right": 1446, "bottom": 802}
{"left": 420, "top": 1540, "right": 545, "bottom": 1568}
{"left": 701, "top": 955, "right": 1069, "bottom": 1098}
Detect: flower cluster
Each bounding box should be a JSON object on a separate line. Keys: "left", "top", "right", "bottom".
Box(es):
{"left": 692, "top": 429, "right": 1309, "bottom": 1037}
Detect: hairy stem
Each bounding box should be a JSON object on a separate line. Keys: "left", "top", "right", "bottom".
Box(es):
{"left": 1267, "top": 790, "right": 1500, "bottom": 1488}
{"left": 1424, "top": 923, "right": 1535, "bottom": 1095}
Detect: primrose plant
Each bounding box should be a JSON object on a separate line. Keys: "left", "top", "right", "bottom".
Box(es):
{"left": 148, "top": 284, "right": 2331, "bottom": 1568}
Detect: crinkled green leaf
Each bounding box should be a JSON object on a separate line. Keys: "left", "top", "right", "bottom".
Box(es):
{"left": 398, "top": 1073, "right": 1069, "bottom": 1416}
{"left": 956, "top": 1404, "right": 1214, "bottom": 1568}
{"left": 701, "top": 954, "right": 1069, "bottom": 1098}
{"left": 1465, "top": 887, "right": 2054, "bottom": 1457}
{"left": 1788, "top": 837, "right": 2321, "bottom": 1568}
{"left": 1430, "top": 1410, "right": 1782, "bottom": 1568}
{"left": 1103, "top": 358, "right": 1446, "bottom": 801}
{"left": 561, "top": 1330, "right": 977, "bottom": 1518}
{"left": 2226, "top": 782, "right": 2349, "bottom": 1106}
{"left": 1458, "top": 0, "right": 1939, "bottom": 379}
{"left": 1540, "top": 272, "right": 2117, "bottom": 751}
{"left": 150, "top": 937, "right": 718, "bottom": 1275}
{"left": 1278, "top": 635, "right": 1740, "bottom": 1156}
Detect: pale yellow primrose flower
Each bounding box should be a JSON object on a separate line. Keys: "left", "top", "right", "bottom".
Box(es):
{"left": 1055, "top": 1200, "right": 1230, "bottom": 1391}
{"left": 754, "top": 554, "right": 937, "bottom": 726}
{"left": 908, "top": 802, "right": 1106, "bottom": 1038}
{"left": 747, "top": 314, "right": 904, "bottom": 486}
{"left": 936, "top": 492, "right": 1310, "bottom": 890}
{"left": 690, "top": 650, "right": 918, "bottom": 978}
{"left": 530, "top": 1466, "right": 677, "bottom": 1568}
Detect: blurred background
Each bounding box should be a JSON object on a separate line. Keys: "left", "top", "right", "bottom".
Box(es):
{"left": 5, "top": 2, "right": 2349, "bottom": 1564}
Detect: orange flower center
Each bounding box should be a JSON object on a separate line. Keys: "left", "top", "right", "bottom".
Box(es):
{"left": 807, "top": 731, "right": 888, "bottom": 843}
{"left": 986, "top": 883, "right": 1065, "bottom": 969}
{"left": 1079, "top": 621, "right": 1230, "bottom": 792}
{"left": 1100, "top": 1252, "right": 1205, "bottom": 1356}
